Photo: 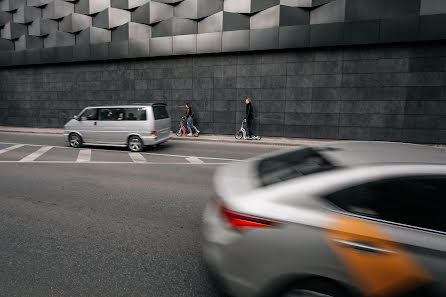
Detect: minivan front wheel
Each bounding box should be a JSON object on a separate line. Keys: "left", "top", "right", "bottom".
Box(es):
{"left": 69, "top": 133, "right": 82, "bottom": 148}
{"left": 128, "top": 136, "right": 144, "bottom": 152}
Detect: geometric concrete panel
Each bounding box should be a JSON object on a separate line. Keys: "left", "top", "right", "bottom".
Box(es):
{"left": 28, "top": 18, "right": 58, "bottom": 36}
{"left": 197, "top": 32, "right": 221, "bottom": 53}
{"left": 279, "top": 24, "right": 310, "bottom": 48}
{"left": 222, "top": 29, "right": 249, "bottom": 52}
{"left": 112, "top": 22, "right": 151, "bottom": 42}
{"left": 310, "top": 0, "right": 345, "bottom": 24}
{"left": 14, "top": 34, "right": 43, "bottom": 50}
{"left": 281, "top": 0, "right": 333, "bottom": 7}
{"left": 13, "top": 5, "right": 41, "bottom": 24}
{"left": 111, "top": 0, "right": 150, "bottom": 10}
{"left": 251, "top": 5, "right": 309, "bottom": 29}
{"left": 420, "top": 0, "right": 446, "bottom": 15}
{"left": 172, "top": 34, "right": 197, "bottom": 55}
{"left": 0, "top": 0, "right": 25, "bottom": 12}
{"left": 345, "top": 0, "right": 421, "bottom": 21}
{"left": 152, "top": 17, "right": 197, "bottom": 37}
{"left": 379, "top": 16, "right": 419, "bottom": 43}
{"left": 0, "top": 11, "right": 12, "bottom": 26}
{"left": 131, "top": 1, "right": 173, "bottom": 25}
{"left": 343, "top": 20, "right": 379, "bottom": 44}
{"left": 310, "top": 22, "right": 344, "bottom": 46}
{"left": 0, "top": 37, "right": 14, "bottom": 50}
{"left": 27, "top": 0, "right": 53, "bottom": 7}
{"left": 150, "top": 36, "right": 172, "bottom": 56}
{"left": 152, "top": 0, "right": 182, "bottom": 3}
{"left": 128, "top": 38, "right": 149, "bottom": 57}
{"left": 0, "top": 22, "right": 27, "bottom": 39}
{"left": 76, "top": 27, "right": 111, "bottom": 45}
{"left": 250, "top": 27, "right": 279, "bottom": 50}
{"left": 60, "top": 13, "right": 92, "bottom": 33}
{"left": 109, "top": 40, "right": 129, "bottom": 58}
{"left": 198, "top": 11, "right": 249, "bottom": 33}
{"left": 93, "top": 7, "right": 130, "bottom": 29}
{"left": 419, "top": 13, "right": 446, "bottom": 40}
{"left": 224, "top": 0, "right": 279, "bottom": 13}
{"left": 175, "top": 0, "right": 223, "bottom": 20}
{"left": 75, "top": 0, "right": 110, "bottom": 15}
{"left": 44, "top": 31, "right": 75, "bottom": 47}
{"left": 42, "top": 0, "right": 74, "bottom": 19}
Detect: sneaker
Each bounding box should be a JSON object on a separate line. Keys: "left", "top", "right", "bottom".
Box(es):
{"left": 187, "top": 133, "right": 193, "bottom": 136}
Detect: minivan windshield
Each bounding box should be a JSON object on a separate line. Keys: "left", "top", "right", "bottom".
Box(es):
{"left": 152, "top": 105, "right": 169, "bottom": 120}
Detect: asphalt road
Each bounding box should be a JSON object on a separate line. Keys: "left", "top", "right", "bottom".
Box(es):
{"left": 0, "top": 132, "right": 282, "bottom": 297}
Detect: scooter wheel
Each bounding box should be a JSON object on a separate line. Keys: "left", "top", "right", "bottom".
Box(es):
{"left": 256, "top": 136, "right": 261, "bottom": 140}
{"left": 235, "top": 131, "right": 243, "bottom": 140}
{"left": 176, "top": 129, "right": 183, "bottom": 137}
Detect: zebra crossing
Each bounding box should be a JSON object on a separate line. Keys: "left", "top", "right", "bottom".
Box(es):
{"left": 0, "top": 142, "right": 236, "bottom": 165}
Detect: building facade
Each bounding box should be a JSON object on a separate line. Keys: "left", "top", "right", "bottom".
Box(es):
{"left": 1, "top": 0, "right": 446, "bottom": 143}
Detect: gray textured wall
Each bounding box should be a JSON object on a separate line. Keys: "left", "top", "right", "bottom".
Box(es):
{"left": 1, "top": 0, "right": 446, "bottom": 66}
{"left": 1, "top": 41, "right": 446, "bottom": 144}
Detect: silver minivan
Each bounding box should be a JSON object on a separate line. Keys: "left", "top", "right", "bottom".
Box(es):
{"left": 64, "top": 104, "right": 171, "bottom": 152}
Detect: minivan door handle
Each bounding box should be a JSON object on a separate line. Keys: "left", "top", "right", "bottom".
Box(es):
{"left": 94, "top": 121, "right": 97, "bottom": 126}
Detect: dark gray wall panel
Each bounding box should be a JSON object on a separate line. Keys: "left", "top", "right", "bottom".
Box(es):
{"left": 250, "top": 28, "right": 279, "bottom": 50}
{"left": 419, "top": 14, "right": 446, "bottom": 40}
{"left": 279, "top": 25, "right": 310, "bottom": 48}
{"left": 343, "top": 20, "right": 379, "bottom": 44}
{"left": 379, "top": 16, "right": 419, "bottom": 43}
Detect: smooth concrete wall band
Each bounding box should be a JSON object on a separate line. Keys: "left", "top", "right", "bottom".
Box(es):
{"left": 1, "top": 42, "right": 446, "bottom": 144}
{"left": 1, "top": 0, "right": 446, "bottom": 66}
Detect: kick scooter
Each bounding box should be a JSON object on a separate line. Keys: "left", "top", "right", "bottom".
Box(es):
{"left": 176, "top": 117, "right": 198, "bottom": 137}
{"left": 235, "top": 120, "right": 261, "bottom": 140}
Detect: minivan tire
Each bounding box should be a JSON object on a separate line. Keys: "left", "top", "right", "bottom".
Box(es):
{"left": 128, "top": 136, "right": 144, "bottom": 152}
{"left": 69, "top": 133, "right": 83, "bottom": 148}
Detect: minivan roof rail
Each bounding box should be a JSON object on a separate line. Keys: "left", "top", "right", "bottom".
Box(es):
{"left": 130, "top": 103, "right": 167, "bottom": 106}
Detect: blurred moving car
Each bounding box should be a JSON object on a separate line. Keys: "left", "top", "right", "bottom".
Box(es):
{"left": 202, "top": 142, "right": 446, "bottom": 297}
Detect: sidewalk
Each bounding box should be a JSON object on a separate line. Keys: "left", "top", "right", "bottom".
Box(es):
{"left": 0, "top": 126, "right": 329, "bottom": 146}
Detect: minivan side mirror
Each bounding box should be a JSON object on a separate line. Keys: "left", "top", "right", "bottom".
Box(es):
{"left": 74, "top": 115, "right": 80, "bottom": 121}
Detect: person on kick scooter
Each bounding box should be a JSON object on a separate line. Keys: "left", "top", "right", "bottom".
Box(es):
{"left": 185, "top": 103, "right": 200, "bottom": 136}
{"left": 244, "top": 98, "right": 254, "bottom": 139}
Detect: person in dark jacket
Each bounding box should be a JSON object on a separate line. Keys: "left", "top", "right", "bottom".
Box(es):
{"left": 185, "top": 103, "right": 200, "bottom": 136}
{"left": 244, "top": 98, "right": 254, "bottom": 138}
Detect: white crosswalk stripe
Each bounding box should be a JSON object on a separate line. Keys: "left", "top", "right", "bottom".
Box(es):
{"left": 129, "top": 152, "right": 146, "bottom": 163}
{"left": 0, "top": 144, "right": 25, "bottom": 155}
{"left": 76, "top": 149, "right": 91, "bottom": 163}
{"left": 186, "top": 157, "right": 204, "bottom": 164}
{"left": 19, "top": 146, "right": 53, "bottom": 162}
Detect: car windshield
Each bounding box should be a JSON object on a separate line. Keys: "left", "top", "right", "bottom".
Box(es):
{"left": 258, "top": 148, "right": 336, "bottom": 186}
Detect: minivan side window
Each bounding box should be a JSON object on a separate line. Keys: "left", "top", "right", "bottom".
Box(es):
{"left": 325, "top": 177, "right": 446, "bottom": 232}
{"left": 98, "top": 108, "right": 147, "bottom": 121}
{"left": 152, "top": 105, "right": 169, "bottom": 120}
{"left": 80, "top": 108, "right": 98, "bottom": 121}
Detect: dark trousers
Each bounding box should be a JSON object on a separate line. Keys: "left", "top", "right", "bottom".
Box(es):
{"left": 246, "top": 118, "right": 253, "bottom": 137}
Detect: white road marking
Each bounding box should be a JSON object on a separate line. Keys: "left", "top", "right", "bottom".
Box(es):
{"left": 0, "top": 161, "right": 227, "bottom": 165}
{"left": 186, "top": 157, "right": 204, "bottom": 164}
{"left": 19, "top": 146, "right": 53, "bottom": 162}
{"left": 129, "top": 152, "right": 146, "bottom": 163}
{"left": 0, "top": 141, "right": 239, "bottom": 161}
{"left": 76, "top": 149, "right": 91, "bottom": 163}
{"left": 0, "top": 144, "right": 25, "bottom": 155}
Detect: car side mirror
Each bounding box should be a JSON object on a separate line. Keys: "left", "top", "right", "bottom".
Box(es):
{"left": 74, "top": 115, "right": 80, "bottom": 121}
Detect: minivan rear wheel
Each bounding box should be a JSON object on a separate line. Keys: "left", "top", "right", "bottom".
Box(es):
{"left": 128, "top": 136, "right": 144, "bottom": 152}
{"left": 69, "top": 133, "right": 82, "bottom": 148}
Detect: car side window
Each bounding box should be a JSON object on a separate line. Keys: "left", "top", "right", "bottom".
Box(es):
{"left": 99, "top": 108, "right": 123, "bottom": 121}
{"left": 80, "top": 108, "right": 98, "bottom": 121}
{"left": 123, "top": 108, "right": 146, "bottom": 121}
{"left": 326, "top": 177, "right": 446, "bottom": 233}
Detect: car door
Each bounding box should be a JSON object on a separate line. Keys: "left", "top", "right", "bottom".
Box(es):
{"left": 95, "top": 108, "right": 126, "bottom": 144}
{"left": 77, "top": 108, "right": 99, "bottom": 143}
{"left": 324, "top": 176, "right": 446, "bottom": 297}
